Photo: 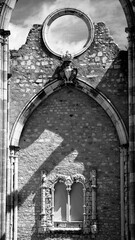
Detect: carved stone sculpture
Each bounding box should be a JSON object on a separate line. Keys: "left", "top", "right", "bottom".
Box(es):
{"left": 52, "top": 51, "right": 78, "bottom": 84}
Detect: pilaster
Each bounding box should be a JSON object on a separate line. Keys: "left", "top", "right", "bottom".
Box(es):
{"left": 120, "top": 145, "right": 129, "bottom": 240}
{"left": 90, "top": 170, "right": 97, "bottom": 235}
{"left": 125, "top": 26, "right": 135, "bottom": 240}
{"left": 0, "top": 28, "right": 10, "bottom": 240}
{"left": 7, "top": 146, "right": 19, "bottom": 240}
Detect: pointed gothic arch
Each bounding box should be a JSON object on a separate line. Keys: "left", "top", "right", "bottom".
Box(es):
{"left": 10, "top": 79, "right": 128, "bottom": 146}
{"left": 0, "top": 1, "right": 135, "bottom": 240}
{"left": 9, "top": 79, "right": 128, "bottom": 240}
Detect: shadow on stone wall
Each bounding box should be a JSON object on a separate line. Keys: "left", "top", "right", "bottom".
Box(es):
{"left": 96, "top": 50, "right": 128, "bottom": 128}
{"left": 7, "top": 49, "right": 128, "bottom": 239}
{"left": 11, "top": 84, "right": 121, "bottom": 240}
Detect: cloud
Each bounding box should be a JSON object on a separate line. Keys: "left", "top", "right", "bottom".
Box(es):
{"left": 46, "top": 14, "right": 90, "bottom": 55}
{"left": 89, "top": 0, "right": 128, "bottom": 48}
{"left": 48, "top": 38, "right": 87, "bottom": 56}
{"left": 9, "top": 0, "right": 94, "bottom": 50}
{"left": 9, "top": 23, "right": 30, "bottom": 50}
{"left": 9, "top": 0, "right": 127, "bottom": 50}
{"left": 9, "top": 1, "right": 52, "bottom": 49}
{"left": 48, "top": 15, "right": 89, "bottom": 41}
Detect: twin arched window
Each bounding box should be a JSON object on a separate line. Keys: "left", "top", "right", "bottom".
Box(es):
{"left": 54, "top": 182, "right": 84, "bottom": 223}
{"left": 40, "top": 171, "right": 97, "bottom": 234}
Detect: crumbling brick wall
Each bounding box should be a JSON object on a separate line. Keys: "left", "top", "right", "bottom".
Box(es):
{"left": 10, "top": 22, "right": 128, "bottom": 132}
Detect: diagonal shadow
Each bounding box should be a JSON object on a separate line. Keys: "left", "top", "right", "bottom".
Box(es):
{"left": 8, "top": 49, "right": 128, "bottom": 238}
{"left": 15, "top": 86, "right": 98, "bottom": 238}
{"left": 9, "top": 49, "right": 128, "bottom": 209}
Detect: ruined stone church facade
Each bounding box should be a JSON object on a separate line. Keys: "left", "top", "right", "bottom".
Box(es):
{"left": 0, "top": 1, "right": 135, "bottom": 240}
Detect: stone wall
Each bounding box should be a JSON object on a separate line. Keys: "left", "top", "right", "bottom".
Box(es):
{"left": 9, "top": 21, "right": 128, "bottom": 240}
{"left": 18, "top": 87, "right": 120, "bottom": 240}
{"left": 10, "top": 22, "right": 128, "bottom": 133}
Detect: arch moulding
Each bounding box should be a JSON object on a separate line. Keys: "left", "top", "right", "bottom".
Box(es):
{"left": 10, "top": 79, "right": 128, "bottom": 147}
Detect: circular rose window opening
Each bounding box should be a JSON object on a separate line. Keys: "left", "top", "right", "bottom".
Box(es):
{"left": 42, "top": 8, "right": 94, "bottom": 58}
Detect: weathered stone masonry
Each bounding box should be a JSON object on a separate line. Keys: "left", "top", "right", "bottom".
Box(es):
{"left": 18, "top": 87, "right": 120, "bottom": 240}
{"left": 9, "top": 22, "right": 128, "bottom": 240}
{"left": 10, "top": 22, "right": 128, "bottom": 131}
{"left": 1, "top": 0, "right": 135, "bottom": 240}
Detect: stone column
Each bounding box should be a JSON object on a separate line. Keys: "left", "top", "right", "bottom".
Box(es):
{"left": 8, "top": 146, "right": 19, "bottom": 240}
{"left": 0, "top": 29, "right": 10, "bottom": 240}
{"left": 126, "top": 26, "right": 135, "bottom": 240}
{"left": 40, "top": 171, "right": 47, "bottom": 231}
{"left": 120, "top": 145, "right": 129, "bottom": 240}
{"left": 90, "top": 170, "right": 97, "bottom": 234}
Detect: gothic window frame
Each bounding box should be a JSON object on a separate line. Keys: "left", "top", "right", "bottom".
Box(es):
{"left": 51, "top": 174, "right": 86, "bottom": 231}
{"left": 39, "top": 170, "right": 97, "bottom": 234}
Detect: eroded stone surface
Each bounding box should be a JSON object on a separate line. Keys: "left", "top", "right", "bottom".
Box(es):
{"left": 10, "top": 22, "right": 128, "bottom": 132}
{"left": 10, "top": 21, "right": 128, "bottom": 240}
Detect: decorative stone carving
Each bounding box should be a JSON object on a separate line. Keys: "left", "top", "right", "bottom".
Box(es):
{"left": 52, "top": 51, "right": 78, "bottom": 84}
{"left": 73, "top": 173, "right": 86, "bottom": 184}
{"left": 91, "top": 221, "right": 97, "bottom": 234}
{"left": 90, "top": 170, "right": 97, "bottom": 234}
{"left": 39, "top": 171, "right": 97, "bottom": 235}
{"left": 42, "top": 170, "right": 47, "bottom": 185}
{"left": 40, "top": 171, "right": 47, "bottom": 217}
{"left": 65, "top": 176, "right": 73, "bottom": 191}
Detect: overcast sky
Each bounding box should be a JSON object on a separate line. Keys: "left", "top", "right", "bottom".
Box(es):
{"left": 9, "top": 0, "right": 128, "bottom": 51}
